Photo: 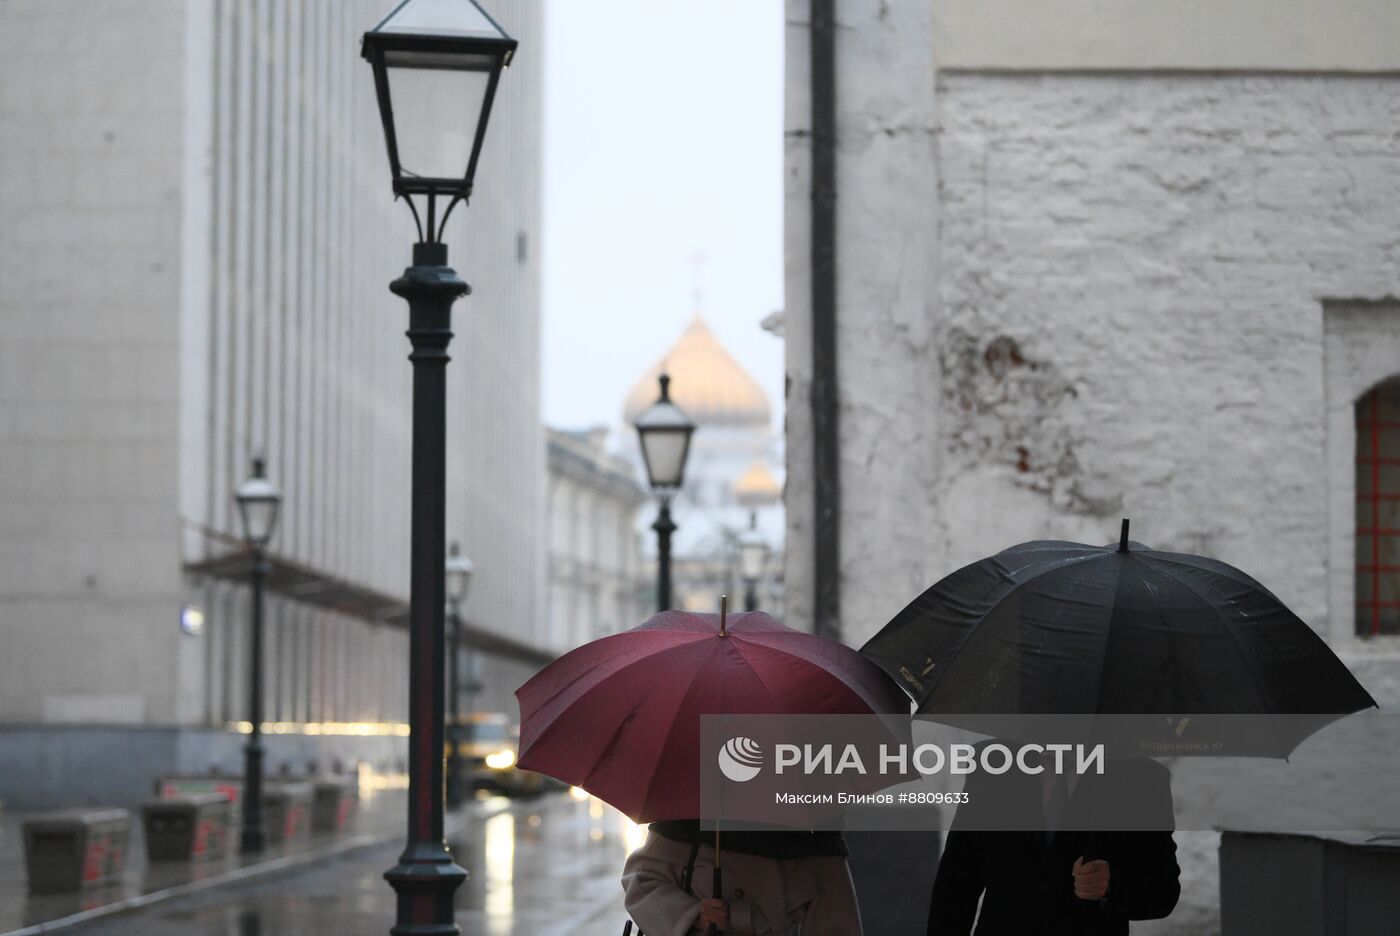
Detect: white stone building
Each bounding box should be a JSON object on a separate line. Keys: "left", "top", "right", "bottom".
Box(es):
{"left": 545, "top": 427, "right": 649, "bottom": 646}
{"left": 783, "top": 7, "right": 1400, "bottom": 928}
{"left": 783, "top": 1, "right": 1400, "bottom": 694}
{"left": 0, "top": 0, "right": 548, "bottom": 807}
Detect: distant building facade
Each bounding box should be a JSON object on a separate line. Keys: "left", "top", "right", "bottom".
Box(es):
{"left": 784, "top": 1, "right": 1400, "bottom": 702}
{"left": 545, "top": 429, "right": 649, "bottom": 646}
{"left": 0, "top": 0, "right": 548, "bottom": 807}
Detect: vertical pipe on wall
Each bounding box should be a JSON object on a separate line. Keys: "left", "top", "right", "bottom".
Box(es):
{"left": 810, "top": 0, "right": 840, "bottom": 641}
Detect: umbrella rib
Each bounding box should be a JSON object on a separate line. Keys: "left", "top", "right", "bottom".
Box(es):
{"left": 732, "top": 637, "right": 901, "bottom": 714}
{"left": 523, "top": 632, "right": 691, "bottom": 716}
{"left": 520, "top": 634, "right": 702, "bottom": 758}
{"left": 630, "top": 637, "right": 726, "bottom": 819}
{"left": 1088, "top": 553, "right": 1129, "bottom": 714}
{"left": 919, "top": 551, "right": 1110, "bottom": 705}
{"left": 1137, "top": 557, "right": 1273, "bottom": 716}
{"left": 1148, "top": 556, "right": 1375, "bottom": 714}
{"left": 726, "top": 638, "right": 784, "bottom": 712}
{"left": 579, "top": 698, "right": 648, "bottom": 792}
{"left": 1139, "top": 550, "right": 1277, "bottom": 598}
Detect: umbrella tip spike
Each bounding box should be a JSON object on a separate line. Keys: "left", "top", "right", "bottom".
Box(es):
{"left": 720, "top": 595, "right": 728, "bottom": 636}
{"left": 1119, "top": 518, "right": 1130, "bottom": 553}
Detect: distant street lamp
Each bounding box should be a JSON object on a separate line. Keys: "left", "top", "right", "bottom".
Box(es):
{"left": 633, "top": 373, "right": 696, "bottom": 611}
{"left": 738, "top": 513, "right": 769, "bottom": 613}
{"left": 361, "top": 0, "right": 516, "bottom": 930}
{"left": 233, "top": 456, "right": 281, "bottom": 854}
{"left": 444, "top": 542, "right": 474, "bottom": 810}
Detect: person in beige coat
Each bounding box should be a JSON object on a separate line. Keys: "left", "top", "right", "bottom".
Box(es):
{"left": 622, "top": 820, "right": 863, "bottom": 936}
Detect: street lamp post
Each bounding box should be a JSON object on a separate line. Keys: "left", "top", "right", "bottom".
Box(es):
{"left": 633, "top": 373, "right": 696, "bottom": 612}
{"left": 653, "top": 503, "right": 676, "bottom": 612}
{"left": 444, "top": 542, "right": 474, "bottom": 810}
{"left": 361, "top": 2, "right": 516, "bottom": 932}
{"left": 738, "top": 513, "right": 769, "bottom": 613}
{"left": 233, "top": 456, "right": 282, "bottom": 854}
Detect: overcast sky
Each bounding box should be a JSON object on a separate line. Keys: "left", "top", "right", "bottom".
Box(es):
{"left": 540, "top": 0, "right": 785, "bottom": 433}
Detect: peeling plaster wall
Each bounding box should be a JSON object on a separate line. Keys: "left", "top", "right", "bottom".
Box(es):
{"left": 935, "top": 73, "right": 1400, "bottom": 651}
{"left": 784, "top": 0, "right": 942, "bottom": 639}
{"left": 785, "top": 25, "right": 1400, "bottom": 932}
{"left": 787, "top": 61, "right": 1400, "bottom": 650}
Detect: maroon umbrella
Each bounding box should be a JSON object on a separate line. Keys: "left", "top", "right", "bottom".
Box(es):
{"left": 516, "top": 608, "right": 908, "bottom": 822}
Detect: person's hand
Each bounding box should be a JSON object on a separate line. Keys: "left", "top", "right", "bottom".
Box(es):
{"left": 697, "top": 898, "right": 729, "bottom": 929}
{"left": 1072, "top": 857, "right": 1110, "bottom": 901}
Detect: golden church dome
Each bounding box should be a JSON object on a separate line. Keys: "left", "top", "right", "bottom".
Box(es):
{"left": 734, "top": 461, "right": 781, "bottom": 506}
{"left": 623, "top": 315, "right": 771, "bottom": 429}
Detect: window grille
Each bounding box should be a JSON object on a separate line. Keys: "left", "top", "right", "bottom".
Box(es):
{"left": 1357, "top": 380, "right": 1400, "bottom": 636}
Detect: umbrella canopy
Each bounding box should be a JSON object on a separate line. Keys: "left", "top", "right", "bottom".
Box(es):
{"left": 517, "top": 609, "right": 908, "bottom": 822}
{"left": 860, "top": 522, "right": 1376, "bottom": 729}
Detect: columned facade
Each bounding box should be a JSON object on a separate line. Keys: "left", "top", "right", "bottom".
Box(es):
{"left": 0, "top": 0, "right": 546, "bottom": 807}
{"left": 546, "top": 429, "right": 649, "bottom": 647}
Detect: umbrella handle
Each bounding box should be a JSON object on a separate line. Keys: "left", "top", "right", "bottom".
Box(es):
{"left": 1080, "top": 830, "right": 1107, "bottom": 912}
{"left": 707, "top": 863, "right": 723, "bottom": 935}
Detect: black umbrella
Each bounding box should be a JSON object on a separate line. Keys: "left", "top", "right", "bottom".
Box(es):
{"left": 860, "top": 521, "right": 1375, "bottom": 741}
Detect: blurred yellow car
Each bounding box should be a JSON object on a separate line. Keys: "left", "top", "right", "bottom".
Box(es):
{"left": 447, "top": 712, "right": 545, "bottom": 797}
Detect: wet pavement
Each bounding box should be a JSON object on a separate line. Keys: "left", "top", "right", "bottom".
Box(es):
{"left": 0, "top": 785, "right": 410, "bottom": 934}
{"left": 0, "top": 792, "right": 1222, "bottom": 935}
{"left": 14, "top": 791, "right": 637, "bottom": 935}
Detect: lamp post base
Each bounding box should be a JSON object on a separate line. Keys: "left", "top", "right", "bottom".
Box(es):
{"left": 384, "top": 847, "right": 469, "bottom": 936}
{"left": 240, "top": 739, "right": 265, "bottom": 853}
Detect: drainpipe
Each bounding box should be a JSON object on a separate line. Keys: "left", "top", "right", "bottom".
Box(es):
{"left": 810, "top": 0, "right": 840, "bottom": 642}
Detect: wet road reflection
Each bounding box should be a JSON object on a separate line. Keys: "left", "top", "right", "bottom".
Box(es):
{"left": 64, "top": 791, "right": 636, "bottom": 935}
{"left": 451, "top": 791, "right": 638, "bottom": 935}
{"left": 482, "top": 809, "right": 514, "bottom": 930}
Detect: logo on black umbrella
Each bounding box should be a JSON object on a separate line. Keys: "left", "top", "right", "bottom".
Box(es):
{"left": 718, "top": 737, "right": 764, "bottom": 782}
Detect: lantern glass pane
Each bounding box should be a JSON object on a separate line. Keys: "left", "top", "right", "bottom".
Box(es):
{"left": 641, "top": 428, "right": 690, "bottom": 489}
{"left": 387, "top": 64, "right": 489, "bottom": 181}
{"left": 445, "top": 552, "right": 474, "bottom": 602}
{"left": 446, "top": 569, "right": 468, "bottom": 601}
{"left": 740, "top": 540, "right": 767, "bottom": 581}
{"left": 239, "top": 499, "right": 280, "bottom": 545}
{"left": 378, "top": 0, "right": 506, "bottom": 40}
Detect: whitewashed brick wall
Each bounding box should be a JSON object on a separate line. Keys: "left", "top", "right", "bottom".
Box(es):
{"left": 934, "top": 74, "right": 1400, "bottom": 658}
{"left": 787, "top": 67, "right": 1400, "bottom": 677}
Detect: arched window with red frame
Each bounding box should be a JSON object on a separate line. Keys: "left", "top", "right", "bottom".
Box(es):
{"left": 1357, "top": 377, "right": 1400, "bottom": 636}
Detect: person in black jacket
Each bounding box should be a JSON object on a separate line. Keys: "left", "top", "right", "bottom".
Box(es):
{"left": 927, "top": 756, "right": 1179, "bottom": 935}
